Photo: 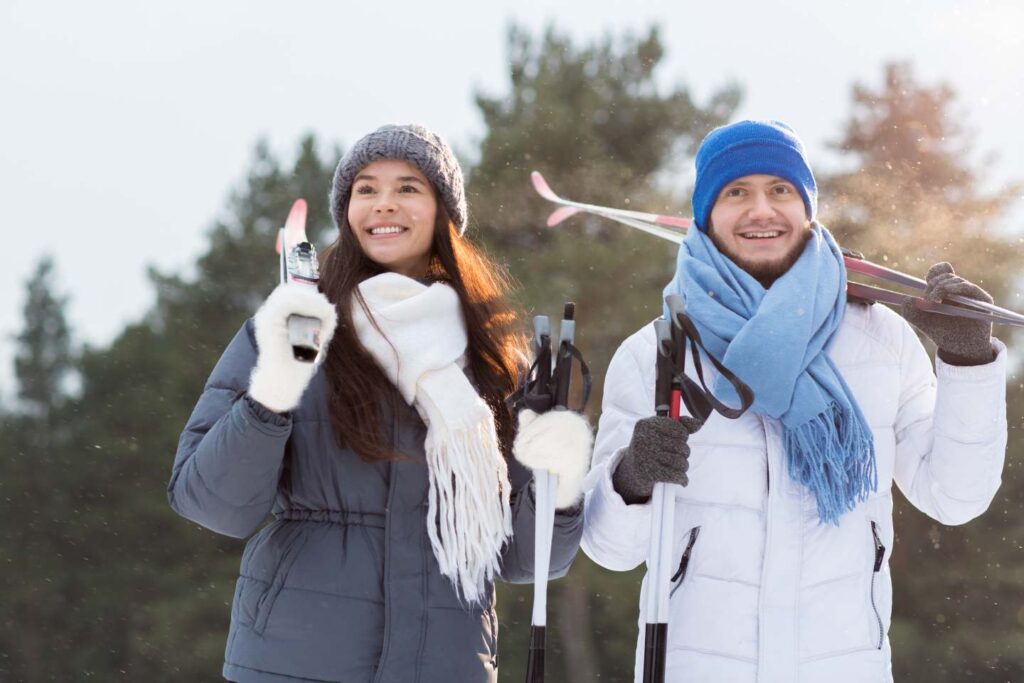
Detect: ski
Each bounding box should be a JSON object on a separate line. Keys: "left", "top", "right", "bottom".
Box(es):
{"left": 532, "top": 171, "right": 692, "bottom": 230}
{"left": 530, "top": 172, "right": 1024, "bottom": 327}
{"left": 274, "top": 198, "right": 325, "bottom": 361}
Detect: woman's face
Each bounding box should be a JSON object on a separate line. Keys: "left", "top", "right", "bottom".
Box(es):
{"left": 347, "top": 159, "right": 438, "bottom": 278}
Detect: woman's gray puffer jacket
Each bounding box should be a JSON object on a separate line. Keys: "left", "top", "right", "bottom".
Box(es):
{"left": 168, "top": 320, "right": 584, "bottom": 683}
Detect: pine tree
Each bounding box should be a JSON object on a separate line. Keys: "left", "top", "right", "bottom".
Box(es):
{"left": 0, "top": 256, "right": 76, "bottom": 678}
{"left": 823, "top": 62, "right": 1020, "bottom": 298}
{"left": 12, "top": 256, "right": 74, "bottom": 426}
{"left": 0, "top": 136, "right": 339, "bottom": 681}
{"left": 820, "top": 62, "right": 1023, "bottom": 682}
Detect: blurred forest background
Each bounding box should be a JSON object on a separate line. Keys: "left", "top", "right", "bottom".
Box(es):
{"left": 2, "top": 25, "right": 1022, "bottom": 682}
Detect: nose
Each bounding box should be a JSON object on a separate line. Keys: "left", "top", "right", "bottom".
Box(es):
{"left": 748, "top": 191, "right": 774, "bottom": 220}
{"left": 372, "top": 190, "right": 397, "bottom": 214}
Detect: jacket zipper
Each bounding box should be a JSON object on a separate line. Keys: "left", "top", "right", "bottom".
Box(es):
{"left": 757, "top": 417, "right": 775, "bottom": 670}
{"left": 669, "top": 527, "right": 701, "bottom": 598}
{"left": 870, "top": 521, "right": 886, "bottom": 649}
{"left": 372, "top": 409, "right": 401, "bottom": 683}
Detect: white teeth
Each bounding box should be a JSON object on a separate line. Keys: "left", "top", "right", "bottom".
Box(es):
{"left": 743, "top": 231, "right": 780, "bottom": 239}
{"left": 369, "top": 226, "right": 405, "bottom": 235}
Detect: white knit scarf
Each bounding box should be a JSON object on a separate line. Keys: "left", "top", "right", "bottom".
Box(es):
{"left": 351, "top": 272, "right": 513, "bottom": 605}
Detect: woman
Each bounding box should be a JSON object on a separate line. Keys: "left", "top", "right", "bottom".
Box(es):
{"left": 168, "top": 124, "right": 592, "bottom": 682}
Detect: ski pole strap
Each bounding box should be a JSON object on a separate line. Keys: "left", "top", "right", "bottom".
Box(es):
{"left": 506, "top": 345, "right": 554, "bottom": 413}
{"left": 679, "top": 371, "right": 713, "bottom": 423}
{"left": 558, "top": 341, "right": 592, "bottom": 412}
{"left": 506, "top": 341, "right": 592, "bottom": 414}
{"left": 670, "top": 309, "right": 755, "bottom": 420}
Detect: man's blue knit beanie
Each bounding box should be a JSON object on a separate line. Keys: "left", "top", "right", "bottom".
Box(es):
{"left": 691, "top": 120, "right": 817, "bottom": 232}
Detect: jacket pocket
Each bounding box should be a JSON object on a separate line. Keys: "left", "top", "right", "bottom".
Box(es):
{"left": 869, "top": 521, "right": 886, "bottom": 650}
{"left": 670, "top": 526, "right": 701, "bottom": 599}
{"left": 252, "top": 527, "right": 309, "bottom": 636}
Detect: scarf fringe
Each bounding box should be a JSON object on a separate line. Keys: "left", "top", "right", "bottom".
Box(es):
{"left": 784, "top": 401, "right": 877, "bottom": 526}
{"left": 351, "top": 274, "right": 512, "bottom": 607}
{"left": 424, "top": 403, "right": 513, "bottom": 606}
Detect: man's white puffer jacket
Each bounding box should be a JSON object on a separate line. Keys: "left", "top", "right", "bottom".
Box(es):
{"left": 583, "top": 303, "right": 1007, "bottom": 683}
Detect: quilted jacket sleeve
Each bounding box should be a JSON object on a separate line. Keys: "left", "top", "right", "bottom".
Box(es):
{"left": 167, "top": 320, "right": 293, "bottom": 539}
{"left": 892, "top": 319, "right": 1007, "bottom": 526}
{"left": 581, "top": 327, "right": 658, "bottom": 571}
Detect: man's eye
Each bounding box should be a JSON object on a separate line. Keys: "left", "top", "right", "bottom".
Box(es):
{"left": 772, "top": 184, "right": 793, "bottom": 195}
{"left": 725, "top": 188, "right": 745, "bottom": 197}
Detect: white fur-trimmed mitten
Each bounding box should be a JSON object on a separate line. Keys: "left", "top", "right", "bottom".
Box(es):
{"left": 248, "top": 283, "right": 338, "bottom": 414}
{"left": 513, "top": 409, "right": 594, "bottom": 509}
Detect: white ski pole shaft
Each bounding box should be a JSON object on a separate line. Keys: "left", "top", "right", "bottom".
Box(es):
{"left": 531, "top": 469, "right": 556, "bottom": 626}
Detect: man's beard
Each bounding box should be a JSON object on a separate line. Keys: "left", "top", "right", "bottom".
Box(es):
{"left": 708, "top": 228, "right": 812, "bottom": 289}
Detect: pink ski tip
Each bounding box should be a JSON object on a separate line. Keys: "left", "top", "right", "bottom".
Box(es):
{"left": 285, "top": 198, "right": 308, "bottom": 232}
{"left": 530, "top": 171, "right": 559, "bottom": 201}
{"left": 277, "top": 198, "right": 309, "bottom": 255}
{"left": 547, "top": 206, "right": 580, "bottom": 227}
{"left": 655, "top": 215, "right": 692, "bottom": 229}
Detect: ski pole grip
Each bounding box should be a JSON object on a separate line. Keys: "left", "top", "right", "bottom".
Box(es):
{"left": 654, "top": 318, "right": 673, "bottom": 417}
{"left": 664, "top": 294, "right": 686, "bottom": 323}
{"left": 287, "top": 314, "right": 321, "bottom": 362}
{"left": 533, "top": 316, "right": 551, "bottom": 357}
{"left": 553, "top": 303, "right": 576, "bottom": 409}
{"left": 533, "top": 315, "right": 552, "bottom": 390}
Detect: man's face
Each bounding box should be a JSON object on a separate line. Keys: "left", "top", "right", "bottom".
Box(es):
{"left": 707, "top": 174, "right": 812, "bottom": 287}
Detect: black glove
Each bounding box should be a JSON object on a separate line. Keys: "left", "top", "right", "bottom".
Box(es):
{"left": 901, "top": 262, "right": 996, "bottom": 366}
{"left": 612, "top": 415, "right": 703, "bottom": 505}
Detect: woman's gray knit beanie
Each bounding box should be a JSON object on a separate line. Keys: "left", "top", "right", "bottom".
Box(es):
{"left": 330, "top": 123, "right": 467, "bottom": 235}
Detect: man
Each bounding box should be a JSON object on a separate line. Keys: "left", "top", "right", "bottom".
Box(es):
{"left": 582, "top": 120, "right": 1007, "bottom": 682}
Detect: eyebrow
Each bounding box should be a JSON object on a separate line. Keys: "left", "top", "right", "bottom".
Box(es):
{"left": 724, "top": 176, "right": 790, "bottom": 188}
{"left": 353, "top": 174, "right": 427, "bottom": 184}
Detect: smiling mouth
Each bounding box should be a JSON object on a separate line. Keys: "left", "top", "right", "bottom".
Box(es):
{"left": 738, "top": 230, "right": 785, "bottom": 240}
{"left": 367, "top": 225, "right": 408, "bottom": 236}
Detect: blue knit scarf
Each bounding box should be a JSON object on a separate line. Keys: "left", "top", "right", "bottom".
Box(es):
{"left": 664, "top": 223, "right": 876, "bottom": 524}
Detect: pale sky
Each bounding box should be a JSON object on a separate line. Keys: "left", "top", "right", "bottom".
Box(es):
{"left": 3, "top": 0, "right": 1023, "bottom": 400}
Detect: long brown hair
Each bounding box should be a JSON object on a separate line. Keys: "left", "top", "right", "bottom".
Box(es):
{"left": 318, "top": 194, "right": 528, "bottom": 462}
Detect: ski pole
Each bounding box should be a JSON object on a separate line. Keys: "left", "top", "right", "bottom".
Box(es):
{"left": 643, "top": 318, "right": 679, "bottom": 683}
{"left": 275, "top": 199, "right": 325, "bottom": 361}
{"left": 643, "top": 299, "right": 754, "bottom": 683}
{"left": 506, "top": 303, "right": 590, "bottom": 683}
{"left": 525, "top": 315, "right": 554, "bottom": 683}
{"left": 525, "top": 303, "right": 583, "bottom": 683}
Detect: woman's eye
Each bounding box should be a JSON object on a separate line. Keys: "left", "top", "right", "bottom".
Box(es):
{"left": 399, "top": 184, "right": 419, "bottom": 193}
{"left": 355, "top": 185, "right": 374, "bottom": 195}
